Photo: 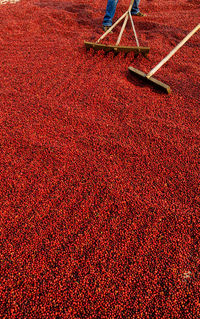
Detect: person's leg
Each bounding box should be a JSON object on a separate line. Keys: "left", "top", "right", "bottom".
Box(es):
{"left": 103, "top": 0, "right": 119, "bottom": 26}
{"left": 131, "top": 0, "right": 141, "bottom": 15}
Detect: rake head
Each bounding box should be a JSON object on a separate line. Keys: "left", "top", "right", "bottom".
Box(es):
{"left": 128, "top": 66, "right": 171, "bottom": 94}
{"left": 85, "top": 41, "right": 150, "bottom": 57}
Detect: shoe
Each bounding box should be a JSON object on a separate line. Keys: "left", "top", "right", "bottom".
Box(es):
{"left": 132, "top": 11, "right": 146, "bottom": 17}
{"left": 103, "top": 25, "right": 113, "bottom": 33}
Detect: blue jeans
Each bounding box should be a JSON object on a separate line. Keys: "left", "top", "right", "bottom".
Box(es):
{"left": 103, "top": 0, "right": 141, "bottom": 26}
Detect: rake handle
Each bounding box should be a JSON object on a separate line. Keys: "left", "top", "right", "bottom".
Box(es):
{"left": 96, "top": 10, "right": 128, "bottom": 43}
{"left": 115, "top": 14, "right": 129, "bottom": 45}
{"left": 128, "top": 0, "right": 135, "bottom": 12}
{"left": 96, "top": 0, "right": 136, "bottom": 44}
{"left": 146, "top": 23, "right": 200, "bottom": 78}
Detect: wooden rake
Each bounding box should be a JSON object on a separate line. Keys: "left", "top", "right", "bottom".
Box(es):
{"left": 129, "top": 23, "right": 200, "bottom": 93}
{"left": 84, "top": 0, "right": 150, "bottom": 56}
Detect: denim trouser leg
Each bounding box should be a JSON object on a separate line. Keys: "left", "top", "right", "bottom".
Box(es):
{"left": 103, "top": 0, "right": 141, "bottom": 26}
{"left": 103, "top": 0, "right": 119, "bottom": 26}
{"left": 131, "top": 0, "right": 141, "bottom": 14}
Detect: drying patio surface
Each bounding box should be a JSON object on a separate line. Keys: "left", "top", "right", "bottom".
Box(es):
{"left": 0, "top": 0, "right": 199, "bottom": 318}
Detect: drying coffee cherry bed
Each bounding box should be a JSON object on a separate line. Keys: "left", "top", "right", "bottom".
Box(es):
{"left": 0, "top": 0, "right": 199, "bottom": 318}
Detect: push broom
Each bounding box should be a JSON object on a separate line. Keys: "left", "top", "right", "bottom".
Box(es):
{"left": 128, "top": 23, "right": 200, "bottom": 93}
{"left": 84, "top": 0, "right": 150, "bottom": 56}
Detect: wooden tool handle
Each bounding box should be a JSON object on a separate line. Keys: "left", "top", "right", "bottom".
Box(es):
{"left": 128, "top": 0, "right": 135, "bottom": 12}
{"left": 147, "top": 24, "right": 200, "bottom": 78}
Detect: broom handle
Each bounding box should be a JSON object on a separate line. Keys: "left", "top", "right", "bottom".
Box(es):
{"left": 147, "top": 24, "right": 200, "bottom": 78}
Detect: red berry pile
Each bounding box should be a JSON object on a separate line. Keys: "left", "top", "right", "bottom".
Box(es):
{"left": 0, "top": 0, "right": 199, "bottom": 318}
